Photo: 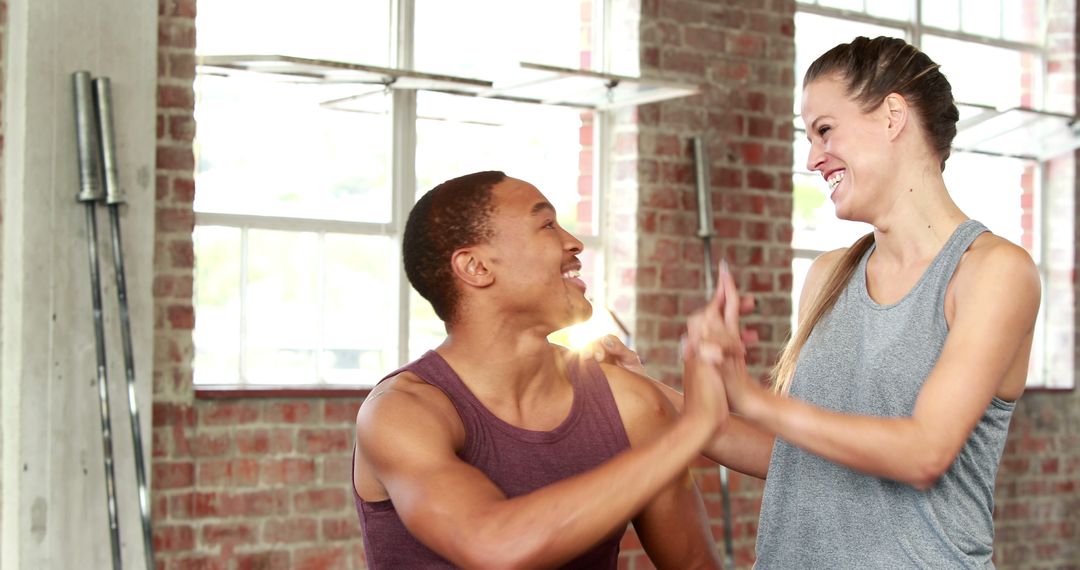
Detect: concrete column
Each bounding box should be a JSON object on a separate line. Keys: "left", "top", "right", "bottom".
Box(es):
{"left": 2, "top": 0, "right": 157, "bottom": 567}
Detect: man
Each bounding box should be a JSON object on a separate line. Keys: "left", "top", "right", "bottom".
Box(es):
{"left": 353, "top": 171, "right": 728, "bottom": 569}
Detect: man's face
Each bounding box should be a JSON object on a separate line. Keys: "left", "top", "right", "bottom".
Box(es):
{"left": 480, "top": 177, "right": 592, "bottom": 331}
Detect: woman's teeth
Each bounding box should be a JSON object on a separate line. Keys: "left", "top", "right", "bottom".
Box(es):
{"left": 827, "top": 170, "right": 845, "bottom": 191}
{"left": 562, "top": 269, "right": 581, "bottom": 279}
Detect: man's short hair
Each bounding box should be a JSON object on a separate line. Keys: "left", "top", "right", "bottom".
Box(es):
{"left": 403, "top": 171, "right": 506, "bottom": 323}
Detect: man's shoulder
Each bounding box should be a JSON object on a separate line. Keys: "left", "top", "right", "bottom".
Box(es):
{"left": 356, "top": 369, "right": 462, "bottom": 442}
{"left": 596, "top": 362, "right": 678, "bottom": 444}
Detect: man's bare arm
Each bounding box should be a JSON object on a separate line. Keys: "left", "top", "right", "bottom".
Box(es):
{"left": 602, "top": 362, "right": 721, "bottom": 569}
{"left": 356, "top": 367, "right": 725, "bottom": 570}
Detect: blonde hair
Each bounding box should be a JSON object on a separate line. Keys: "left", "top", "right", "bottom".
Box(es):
{"left": 771, "top": 233, "right": 876, "bottom": 394}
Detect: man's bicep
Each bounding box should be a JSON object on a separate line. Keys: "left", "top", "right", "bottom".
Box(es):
{"left": 632, "top": 473, "right": 721, "bottom": 569}
{"left": 356, "top": 391, "right": 507, "bottom": 564}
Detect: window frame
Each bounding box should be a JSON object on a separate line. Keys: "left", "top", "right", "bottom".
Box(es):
{"left": 192, "top": 0, "right": 613, "bottom": 390}
{"left": 793, "top": 0, "right": 1073, "bottom": 390}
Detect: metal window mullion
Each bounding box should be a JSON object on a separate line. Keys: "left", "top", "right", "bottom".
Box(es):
{"left": 392, "top": 0, "right": 416, "bottom": 367}
{"left": 799, "top": 2, "right": 1044, "bottom": 53}
{"left": 316, "top": 231, "right": 327, "bottom": 383}
{"left": 195, "top": 212, "right": 392, "bottom": 236}
{"left": 239, "top": 227, "right": 250, "bottom": 384}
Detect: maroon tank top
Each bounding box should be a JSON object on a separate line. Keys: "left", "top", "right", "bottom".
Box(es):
{"left": 353, "top": 348, "right": 632, "bottom": 569}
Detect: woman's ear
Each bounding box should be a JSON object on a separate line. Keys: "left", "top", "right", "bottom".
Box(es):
{"left": 884, "top": 92, "right": 909, "bottom": 141}
{"left": 451, "top": 248, "right": 494, "bottom": 288}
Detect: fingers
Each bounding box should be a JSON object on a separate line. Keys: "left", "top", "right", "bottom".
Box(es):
{"left": 740, "top": 294, "right": 756, "bottom": 316}
{"left": 719, "top": 261, "right": 741, "bottom": 332}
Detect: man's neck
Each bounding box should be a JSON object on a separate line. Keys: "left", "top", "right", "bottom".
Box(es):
{"left": 435, "top": 320, "right": 570, "bottom": 410}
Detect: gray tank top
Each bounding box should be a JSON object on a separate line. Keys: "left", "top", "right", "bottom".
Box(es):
{"left": 756, "top": 220, "right": 1015, "bottom": 569}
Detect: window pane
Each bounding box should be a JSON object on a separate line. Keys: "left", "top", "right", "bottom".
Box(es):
{"left": 922, "top": 0, "right": 960, "bottom": 31}
{"left": 322, "top": 234, "right": 398, "bottom": 385}
{"left": 415, "top": 0, "right": 585, "bottom": 78}
{"left": 960, "top": 0, "right": 1002, "bottom": 38}
{"left": 790, "top": 256, "right": 814, "bottom": 332}
{"left": 793, "top": 13, "right": 905, "bottom": 113}
{"left": 195, "top": 76, "right": 392, "bottom": 223}
{"left": 1003, "top": 0, "right": 1044, "bottom": 44}
{"left": 245, "top": 230, "right": 321, "bottom": 384}
{"left": 415, "top": 92, "right": 597, "bottom": 235}
{"left": 944, "top": 152, "right": 1028, "bottom": 250}
{"left": 922, "top": 36, "right": 1032, "bottom": 109}
{"left": 866, "top": 0, "right": 910, "bottom": 21}
{"left": 818, "top": 0, "right": 863, "bottom": 11}
{"left": 193, "top": 226, "right": 242, "bottom": 384}
{"left": 409, "top": 290, "right": 446, "bottom": 362}
{"left": 196, "top": 0, "right": 390, "bottom": 65}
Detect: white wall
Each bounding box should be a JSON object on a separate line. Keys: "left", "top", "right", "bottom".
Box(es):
{"left": 2, "top": 0, "right": 157, "bottom": 567}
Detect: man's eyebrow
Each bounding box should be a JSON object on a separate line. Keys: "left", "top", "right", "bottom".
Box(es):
{"left": 530, "top": 201, "right": 556, "bottom": 216}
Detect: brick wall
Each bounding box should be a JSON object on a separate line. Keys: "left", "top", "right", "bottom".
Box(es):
{"left": 623, "top": 0, "right": 796, "bottom": 566}
{"left": 992, "top": 0, "right": 1080, "bottom": 567}
{"left": 146, "top": 1, "right": 1080, "bottom": 569}
{"left": 150, "top": 1, "right": 367, "bottom": 567}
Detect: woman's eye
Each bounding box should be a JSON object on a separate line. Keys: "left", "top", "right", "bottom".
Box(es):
{"left": 818, "top": 125, "right": 831, "bottom": 136}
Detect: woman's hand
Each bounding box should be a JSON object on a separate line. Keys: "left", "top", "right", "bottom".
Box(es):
{"left": 589, "top": 334, "right": 648, "bottom": 377}
{"left": 687, "top": 262, "right": 768, "bottom": 415}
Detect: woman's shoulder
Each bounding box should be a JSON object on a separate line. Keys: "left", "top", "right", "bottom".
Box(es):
{"left": 961, "top": 232, "right": 1037, "bottom": 279}
{"left": 952, "top": 232, "right": 1040, "bottom": 308}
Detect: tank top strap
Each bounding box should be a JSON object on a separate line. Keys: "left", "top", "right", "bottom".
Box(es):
{"left": 925, "top": 219, "right": 989, "bottom": 283}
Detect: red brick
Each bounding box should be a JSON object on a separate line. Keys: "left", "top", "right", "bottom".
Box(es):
{"left": 266, "top": 402, "right": 313, "bottom": 424}
{"left": 294, "top": 547, "right": 348, "bottom": 570}
{"left": 159, "top": 21, "right": 195, "bottom": 48}
{"left": 202, "top": 402, "right": 260, "bottom": 426}
{"left": 294, "top": 488, "right": 348, "bottom": 513}
{"left": 157, "top": 207, "right": 194, "bottom": 232}
{"left": 153, "top": 461, "right": 195, "bottom": 490}
{"left": 202, "top": 522, "right": 257, "bottom": 545}
{"left": 236, "top": 551, "right": 291, "bottom": 570}
{"left": 154, "top": 525, "right": 195, "bottom": 552}
{"left": 173, "top": 177, "right": 196, "bottom": 202}
{"left": 169, "top": 115, "right": 195, "bottom": 141}
{"left": 198, "top": 458, "right": 260, "bottom": 486}
{"left": 166, "top": 304, "right": 195, "bottom": 330}
{"left": 264, "top": 518, "right": 318, "bottom": 543}
{"left": 322, "top": 517, "right": 360, "bottom": 541}
{"left": 192, "top": 431, "right": 231, "bottom": 457}
{"left": 324, "top": 401, "right": 358, "bottom": 424}
{"left": 158, "top": 85, "right": 193, "bottom": 110}
{"left": 170, "top": 556, "right": 227, "bottom": 570}
{"left": 262, "top": 457, "right": 317, "bottom": 485}
{"left": 169, "top": 239, "right": 195, "bottom": 268}
{"left": 157, "top": 146, "right": 194, "bottom": 171}
{"left": 728, "top": 32, "right": 766, "bottom": 58}
{"left": 322, "top": 455, "right": 354, "bottom": 484}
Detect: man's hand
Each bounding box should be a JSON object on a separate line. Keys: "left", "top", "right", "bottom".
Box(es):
{"left": 588, "top": 290, "right": 757, "bottom": 378}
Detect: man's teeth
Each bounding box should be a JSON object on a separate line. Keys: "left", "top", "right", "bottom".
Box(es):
{"left": 562, "top": 269, "right": 581, "bottom": 279}
{"left": 827, "top": 170, "right": 845, "bottom": 191}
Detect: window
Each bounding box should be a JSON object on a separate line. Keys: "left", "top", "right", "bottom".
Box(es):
{"left": 193, "top": 0, "right": 615, "bottom": 387}
{"left": 793, "top": 1, "right": 1074, "bottom": 389}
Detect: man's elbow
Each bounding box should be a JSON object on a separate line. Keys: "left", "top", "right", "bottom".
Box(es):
{"left": 456, "top": 529, "right": 550, "bottom": 570}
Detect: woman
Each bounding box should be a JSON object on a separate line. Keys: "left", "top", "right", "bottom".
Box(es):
{"left": 603, "top": 36, "right": 1041, "bottom": 568}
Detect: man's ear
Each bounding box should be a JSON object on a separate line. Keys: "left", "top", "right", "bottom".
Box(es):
{"left": 450, "top": 248, "right": 494, "bottom": 288}
{"left": 884, "top": 92, "right": 908, "bottom": 142}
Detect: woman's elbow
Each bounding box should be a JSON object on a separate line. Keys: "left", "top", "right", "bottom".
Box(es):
{"left": 907, "top": 450, "right": 954, "bottom": 491}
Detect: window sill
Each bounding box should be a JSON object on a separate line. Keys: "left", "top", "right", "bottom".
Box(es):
{"left": 195, "top": 385, "right": 373, "bottom": 399}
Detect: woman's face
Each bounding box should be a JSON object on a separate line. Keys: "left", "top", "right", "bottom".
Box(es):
{"left": 801, "top": 74, "right": 894, "bottom": 223}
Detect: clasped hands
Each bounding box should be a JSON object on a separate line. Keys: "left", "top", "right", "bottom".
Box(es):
{"left": 592, "top": 262, "right": 764, "bottom": 431}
